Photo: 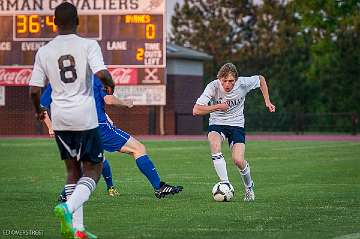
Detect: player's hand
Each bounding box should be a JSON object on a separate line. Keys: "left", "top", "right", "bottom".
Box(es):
{"left": 266, "top": 102, "right": 276, "bottom": 112}
{"left": 124, "top": 99, "right": 134, "bottom": 108}
{"left": 217, "top": 102, "right": 230, "bottom": 112}
{"left": 48, "top": 128, "right": 55, "bottom": 137}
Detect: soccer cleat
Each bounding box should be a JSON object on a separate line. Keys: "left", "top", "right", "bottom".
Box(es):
{"left": 74, "top": 229, "right": 98, "bottom": 239}
{"left": 107, "top": 186, "right": 119, "bottom": 196}
{"left": 154, "top": 181, "right": 183, "bottom": 199}
{"left": 58, "top": 193, "right": 67, "bottom": 203}
{"left": 54, "top": 203, "right": 74, "bottom": 239}
{"left": 244, "top": 184, "right": 255, "bottom": 202}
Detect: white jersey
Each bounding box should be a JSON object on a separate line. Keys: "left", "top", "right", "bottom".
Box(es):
{"left": 196, "top": 76, "right": 260, "bottom": 127}
{"left": 29, "top": 34, "right": 106, "bottom": 131}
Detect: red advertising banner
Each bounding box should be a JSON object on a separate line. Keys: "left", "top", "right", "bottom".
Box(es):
{"left": 108, "top": 68, "right": 138, "bottom": 85}
{"left": 0, "top": 67, "right": 164, "bottom": 86}
{"left": 0, "top": 67, "right": 32, "bottom": 86}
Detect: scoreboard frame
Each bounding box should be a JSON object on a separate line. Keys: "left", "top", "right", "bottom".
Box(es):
{"left": 0, "top": 0, "right": 167, "bottom": 106}
{"left": 0, "top": 0, "right": 166, "bottom": 68}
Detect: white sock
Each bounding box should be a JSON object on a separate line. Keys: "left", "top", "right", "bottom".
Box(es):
{"left": 66, "top": 177, "right": 96, "bottom": 213}
{"left": 239, "top": 161, "right": 253, "bottom": 188}
{"left": 64, "top": 184, "right": 84, "bottom": 231}
{"left": 212, "top": 153, "right": 229, "bottom": 182}
{"left": 73, "top": 206, "right": 84, "bottom": 231}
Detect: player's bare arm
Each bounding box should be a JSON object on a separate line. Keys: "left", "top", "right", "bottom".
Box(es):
{"left": 95, "top": 70, "right": 115, "bottom": 94}
{"left": 259, "top": 75, "right": 276, "bottom": 113}
{"left": 30, "top": 86, "right": 46, "bottom": 120}
{"left": 193, "top": 102, "right": 229, "bottom": 116}
{"left": 43, "top": 111, "right": 54, "bottom": 137}
{"left": 104, "top": 95, "right": 134, "bottom": 108}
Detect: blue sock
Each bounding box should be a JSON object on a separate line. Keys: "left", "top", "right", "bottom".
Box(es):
{"left": 136, "top": 155, "right": 161, "bottom": 190}
{"left": 102, "top": 159, "right": 114, "bottom": 189}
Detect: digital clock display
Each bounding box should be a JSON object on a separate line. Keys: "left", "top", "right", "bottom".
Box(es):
{"left": 14, "top": 15, "right": 100, "bottom": 40}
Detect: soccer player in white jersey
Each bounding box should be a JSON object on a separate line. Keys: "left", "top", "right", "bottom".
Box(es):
{"left": 193, "top": 63, "right": 276, "bottom": 201}
{"left": 29, "top": 2, "right": 115, "bottom": 239}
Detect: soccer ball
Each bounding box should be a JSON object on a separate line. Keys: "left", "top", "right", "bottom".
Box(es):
{"left": 212, "top": 182, "right": 234, "bottom": 202}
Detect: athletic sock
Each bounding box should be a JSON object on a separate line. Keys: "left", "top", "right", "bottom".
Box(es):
{"left": 102, "top": 159, "right": 114, "bottom": 189}
{"left": 135, "top": 155, "right": 161, "bottom": 190}
{"left": 60, "top": 188, "right": 66, "bottom": 198}
{"left": 66, "top": 177, "right": 96, "bottom": 213}
{"left": 239, "top": 161, "right": 253, "bottom": 188}
{"left": 64, "top": 184, "right": 84, "bottom": 231}
{"left": 64, "top": 184, "right": 76, "bottom": 201}
{"left": 212, "top": 153, "right": 229, "bottom": 182}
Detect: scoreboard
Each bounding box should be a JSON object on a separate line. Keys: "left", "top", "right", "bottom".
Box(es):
{"left": 0, "top": 0, "right": 166, "bottom": 105}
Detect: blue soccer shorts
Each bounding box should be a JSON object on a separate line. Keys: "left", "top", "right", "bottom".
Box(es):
{"left": 54, "top": 127, "right": 104, "bottom": 163}
{"left": 99, "top": 122, "right": 131, "bottom": 152}
{"left": 208, "top": 125, "right": 246, "bottom": 147}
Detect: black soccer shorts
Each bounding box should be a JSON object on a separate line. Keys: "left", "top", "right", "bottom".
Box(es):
{"left": 54, "top": 127, "right": 104, "bottom": 164}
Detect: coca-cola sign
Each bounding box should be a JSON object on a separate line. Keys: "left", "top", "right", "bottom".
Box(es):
{"left": 108, "top": 68, "right": 138, "bottom": 85}
{"left": 0, "top": 68, "right": 32, "bottom": 86}
{"left": 0, "top": 67, "right": 139, "bottom": 86}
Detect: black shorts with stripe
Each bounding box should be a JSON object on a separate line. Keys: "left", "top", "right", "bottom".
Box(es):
{"left": 54, "top": 127, "right": 103, "bottom": 164}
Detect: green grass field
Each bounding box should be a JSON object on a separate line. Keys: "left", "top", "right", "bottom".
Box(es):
{"left": 0, "top": 138, "right": 359, "bottom": 239}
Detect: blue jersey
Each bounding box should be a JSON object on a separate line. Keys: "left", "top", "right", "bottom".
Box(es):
{"left": 40, "top": 83, "right": 52, "bottom": 109}
{"left": 40, "top": 76, "right": 108, "bottom": 123}
{"left": 93, "top": 76, "right": 108, "bottom": 123}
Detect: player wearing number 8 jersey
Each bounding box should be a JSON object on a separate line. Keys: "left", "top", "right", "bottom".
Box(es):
{"left": 29, "top": 2, "right": 115, "bottom": 239}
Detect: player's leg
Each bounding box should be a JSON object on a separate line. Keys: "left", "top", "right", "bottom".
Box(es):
{"left": 119, "top": 137, "right": 160, "bottom": 187}
{"left": 120, "top": 136, "right": 183, "bottom": 198}
{"left": 208, "top": 126, "right": 229, "bottom": 183}
{"left": 229, "top": 127, "right": 255, "bottom": 201}
{"left": 54, "top": 168, "right": 79, "bottom": 238}
{"left": 53, "top": 130, "right": 83, "bottom": 238}
{"left": 59, "top": 162, "right": 82, "bottom": 202}
{"left": 69, "top": 160, "right": 102, "bottom": 239}
{"left": 63, "top": 159, "right": 84, "bottom": 233}
{"left": 102, "top": 157, "right": 119, "bottom": 196}
{"left": 101, "top": 123, "right": 182, "bottom": 198}
{"left": 61, "top": 157, "right": 117, "bottom": 199}
{"left": 63, "top": 128, "right": 103, "bottom": 238}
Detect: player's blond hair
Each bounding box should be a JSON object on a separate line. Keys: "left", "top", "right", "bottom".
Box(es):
{"left": 217, "top": 63, "right": 238, "bottom": 80}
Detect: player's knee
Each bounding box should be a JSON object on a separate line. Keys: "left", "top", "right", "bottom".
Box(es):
{"left": 208, "top": 133, "right": 222, "bottom": 152}
{"left": 233, "top": 156, "right": 245, "bottom": 168}
{"left": 209, "top": 141, "right": 221, "bottom": 153}
{"left": 135, "top": 142, "right": 146, "bottom": 156}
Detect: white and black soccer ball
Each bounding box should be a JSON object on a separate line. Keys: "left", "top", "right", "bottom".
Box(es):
{"left": 212, "top": 182, "right": 234, "bottom": 202}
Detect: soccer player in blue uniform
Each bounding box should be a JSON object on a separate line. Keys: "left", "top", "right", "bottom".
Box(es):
{"left": 41, "top": 76, "right": 183, "bottom": 200}
{"left": 40, "top": 85, "right": 119, "bottom": 198}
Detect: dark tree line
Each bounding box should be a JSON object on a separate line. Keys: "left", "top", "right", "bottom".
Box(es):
{"left": 170, "top": 0, "right": 360, "bottom": 115}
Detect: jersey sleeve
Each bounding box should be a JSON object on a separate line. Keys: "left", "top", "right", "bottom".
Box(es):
{"left": 196, "top": 81, "right": 216, "bottom": 105}
{"left": 245, "top": 76, "right": 260, "bottom": 93}
{"left": 40, "top": 84, "right": 53, "bottom": 109}
{"left": 29, "top": 50, "right": 47, "bottom": 87}
{"left": 94, "top": 76, "right": 107, "bottom": 99}
{"left": 87, "top": 40, "right": 107, "bottom": 74}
